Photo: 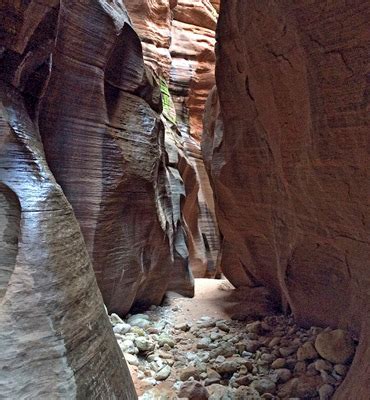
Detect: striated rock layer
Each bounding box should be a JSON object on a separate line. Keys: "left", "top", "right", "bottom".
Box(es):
{"left": 169, "top": 0, "right": 217, "bottom": 141}
{"left": 39, "top": 1, "right": 193, "bottom": 315}
{"left": 0, "top": 2, "right": 136, "bottom": 397}
{"left": 125, "top": 0, "right": 221, "bottom": 278}
{"left": 204, "top": 1, "right": 370, "bottom": 398}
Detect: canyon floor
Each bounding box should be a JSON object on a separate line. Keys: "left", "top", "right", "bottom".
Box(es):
{"left": 109, "top": 279, "right": 356, "bottom": 399}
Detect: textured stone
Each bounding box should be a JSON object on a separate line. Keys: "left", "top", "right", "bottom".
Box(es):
{"left": 38, "top": 0, "right": 192, "bottom": 315}
{"left": 315, "top": 329, "right": 356, "bottom": 364}
{"left": 203, "top": 2, "right": 370, "bottom": 398}
{"left": 178, "top": 380, "right": 209, "bottom": 399}
{"left": 0, "top": 14, "right": 136, "bottom": 398}
{"left": 126, "top": 1, "right": 220, "bottom": 278}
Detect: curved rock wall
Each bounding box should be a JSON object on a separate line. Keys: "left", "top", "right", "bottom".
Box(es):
{"left": 39, "top": 1, "right": 192, "bottom": 315}
{"left": 0, "top": 2, "right": 136, "bottom": 396}
{"left": 126, "top": 0, "right": 221, "bottom": 278}
{"left": 204, "top": 1, "right": 370, "bottom": 398}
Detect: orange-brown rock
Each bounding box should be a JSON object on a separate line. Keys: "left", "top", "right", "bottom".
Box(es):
{"left": 125, "top": 0, "right": 218, "bottom": 141}
{"left": 180, "top": 135, "right": 221, "bottom": 278}
{"left": 125, "top": 0, "right": 175, "bottom": 78}
{"left": 170, "top": 0, "right": 217, "bottom": 141}
{"left": 204, "top": 1, "right": 370, "bottom": 398}
{"left": 39, "top": 1, "right": 192, "bottom": 315}
{"left": 0, "top": 2, "right": 136, "bottom": 397}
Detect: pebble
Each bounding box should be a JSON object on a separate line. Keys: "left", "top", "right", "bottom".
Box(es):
{"left": 179, "top": 366, "right": 201, "bottom": 381}
{"left": 297, "top": 342, "right": 318, "bottom": 361}
{"left": 178, "top": 381, "right": 209, "bottom": 400}
{"left": 250, "top": 378, "right": 276, "bottom": 394}
{"left": 271, "top": 357, "right": 285, "bottom": 369}
{"left": 319, "top": 383, "right": 335, "bottom": 400}
{"left": 108, "top": 307, "right": 354, "bottom": 399}
{"left": 155, "top": 365, "right": 171, "bottom": 381}
{"left": 113, "top": 322, "right": 131, "bottom": 334}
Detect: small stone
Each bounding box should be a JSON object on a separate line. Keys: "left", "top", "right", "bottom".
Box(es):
{"left": 275, "top": 368, "right": 292, "bottom": 383}
{"left": 127, "top": 314, "right": 151, "bottom": 329}
{"left": 113, "top": 322, "right": 131, "bottom": 334}
{"left": 158, "top": 334, "right": 175, "bottom": 348}
{"left": 178, "top": 381, "right": 209, "bottom": 400}
{"left": 110, "top": 313, "right": 124, "bottom": 325}
{"left": 119, "top": 339, "right": 138, "bottom": 354}
{"left": 320, "top": 370, "right": 336, "bottom": 385}
{"left": 216, "top": 321, "right": 230, "bottom": 332}
{"left": 135, "top": 337, "right": 155, "bottom": 352}
{"left": 250, "top": 378, "right": 276, "bottom": 395}
{"left": 297, "top": 342, "right": 318, "bottom": 361}
{"left": 131, "top": 326, "right": 145, "bottom": 336}
{"left": 235, "top": 374, "right": 252, "bottom": 386}
{"left": 175, "top": 322, "right": 190, "bottom": 332}
{"left": 197, "top": 316, "right": 216, "bottom": 328}
{"left": 214, "top": 360, "right": 240, "bottom": 374}
{"left": 179, "top": 366, "right": 201, "bottom": 381}
{"left": 124, "top": 353, "right": 139, "bottom": 366}
{"left": 197, "top": 337, "right": 212, "bottom": 350}
{"left": 315, "top": 329, "right": 356, "bottom": 364}
{"left": 279, "top": 346, "right": 297, "bottom": 357}
{"left": 314, "top": 359, "right": 332, "bottom": 372}
{"left": 268, "top": 337, "right": 280, "bottom": 348}
{"left": 334, "top": 364, "right": 348, "bottom": 376}
{"left": 155, "top": 365, "right": 171, "bottom": 381}
{"left": 261, "top": 353, "right": 276, "bottom": 363}
{"left": 246, "top": 321, "right": 263, "bottom": 335}
{"left": 245, "top": 340, "right": 261, "bottom": 353}
{"left": 207, "top": 384, "right": 234, "bottom": 399}
{"left": 318, "top": 384, "right": 334, "bottom": 400}
{"left": 139, "top": 387, "right": 177, "bottom": 400}
{"left": 235, "top": 385, "right": 261, "bottom": 399}
{"left": 271, "top": 358, "right": 285, "bottom": 369}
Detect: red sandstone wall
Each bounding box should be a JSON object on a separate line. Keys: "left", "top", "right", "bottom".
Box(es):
{"left": 203, "top": 1, "right": 370, "bottom": 398}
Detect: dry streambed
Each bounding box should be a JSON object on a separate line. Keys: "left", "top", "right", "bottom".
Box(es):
{"left": 109, "top": 303, "right": 356, "bottom": 399}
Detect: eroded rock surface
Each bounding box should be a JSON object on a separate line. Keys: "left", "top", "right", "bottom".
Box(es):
{"left": 0, "top": 2, "right": 136, "bottom": 395}
{"left": 39, "top": 1, "right": 192, "bottom": 315}
{"left": 203, "top": 1, "right": 370, "bottom": 398}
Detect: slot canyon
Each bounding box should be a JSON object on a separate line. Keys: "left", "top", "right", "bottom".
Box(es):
{"left": 0, "top": 1, "right": 369, "bottom": 399}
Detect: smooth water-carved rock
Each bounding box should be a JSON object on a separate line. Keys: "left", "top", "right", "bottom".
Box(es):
{"left": 0, "top": 83, "right": 136, "bottom": 398}
{"left": 39, "top": 1, "right": 192, "bottom": 315}
{"left": 0, "top": 1, "right": 136, "bottom": 398}
{"left": 179, "top": 135, "right": 221, "bottom": 278}
{"left": 204, "top": 1, "right": 370, "bottom": 398}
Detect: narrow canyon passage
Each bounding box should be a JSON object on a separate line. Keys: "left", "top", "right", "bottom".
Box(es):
{"left": 1, "top": 1, "right": 369, "bottom": 400}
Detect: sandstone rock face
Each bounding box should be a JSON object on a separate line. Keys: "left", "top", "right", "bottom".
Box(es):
{"left": 204, "top": 1, "right": 370, "bottom": 398}
{"left": 126, "top": 0, "right": 220, "bottom": 278}
{"left": 170, "top": 0, "right": 217, "bottom": 141}
{"left": 39, "top": 1, "right": 192, "bottom": 315}
{"left": 162, "top": 81, "right": 220, "bottom": 278}
{"left": 179, "top": 136, "right": 221, "bottom": 278}
{"left": 0, "top": 3, "right": 136, "bottom": 396}
{"left": 124, "top": 0, "right": 175, "bottom": 78}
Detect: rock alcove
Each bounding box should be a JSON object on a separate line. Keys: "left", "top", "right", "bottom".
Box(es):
{"left": 0, "top": 1, "right": 369, "bottom": 399}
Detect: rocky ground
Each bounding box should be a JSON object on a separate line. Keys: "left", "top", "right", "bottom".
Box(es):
{"left": 109, "top": 279, "right": 357, "bottom": 399}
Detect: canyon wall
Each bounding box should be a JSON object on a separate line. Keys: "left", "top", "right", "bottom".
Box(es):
{"left": 203, "top": 1, "right": 370, "bottom": 398}
{"left": 39, "top": 1, "right": 193, "bottom": 315}
{"left": 0, "top": 1, "right": 136, "bottom": 398}
{"left": 126, "top": 0, "right": 221, "bottom": 278}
